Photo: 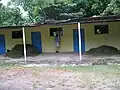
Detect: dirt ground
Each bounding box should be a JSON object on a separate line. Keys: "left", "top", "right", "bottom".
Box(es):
{"left": 1, "top": 53, "right": 120, "bottom": 65}
{"left": 0, "top": 65, "right": 120, "bottom": 90}
{"left": 0, "top": 53, "right": 120, "bottom": 90}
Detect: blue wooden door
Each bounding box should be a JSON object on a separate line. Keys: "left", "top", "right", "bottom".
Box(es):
{"left": 73, "top": 29, "right": 85, "bottom": 54}
{"left": 0, "top": 35, "right": 6, "bottom": 54}
{"left": 31, "top": 32, "right": 42, "bottom": 53}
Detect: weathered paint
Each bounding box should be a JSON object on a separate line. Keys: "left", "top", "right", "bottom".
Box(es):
{"left": 0, "top": 29, "right": 23, "bottom": 51}
{"left": 0, "top": 24, "right": 77, "bottom": 52}
{"left": 0, "top": 22, "right": 120, "bottom": 53}
{"left": 25, "top": 24, "right": 77, "bottom": 52}
{"left": 81, "top": 22, "right": 120, "bottom": 51}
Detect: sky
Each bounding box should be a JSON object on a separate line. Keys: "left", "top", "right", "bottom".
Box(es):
{"left": 1, "top": 0, "right": 10, "bottom": 6}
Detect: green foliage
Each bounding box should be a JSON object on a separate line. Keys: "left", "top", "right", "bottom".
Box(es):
{"left": 1, "top": 0, "right": 120, "bottom": 25}
{"left": 9, "top": 0, "right": 54, "bottom": 22}
{"left": 0, "top": 3, "right": 24, "bottom": 25}
{"left": 73, "top": 0, "right": 111, "bottom": 16}
{"left": 102, "top": 0, "right": 120, "bottom": 15}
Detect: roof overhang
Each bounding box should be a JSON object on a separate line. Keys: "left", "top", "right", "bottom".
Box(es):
{"left": 0, "top": 25, "right": 35, "bottom": 29}
{"left": 1, "top": 15, "right": 120, "bottom": 28}
{"left": 66, "top": 15, "right": 120, "bottom": 24}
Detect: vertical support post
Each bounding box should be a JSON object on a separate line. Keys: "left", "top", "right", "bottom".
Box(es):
{"left": 22, "top": 27, "right": 27, "bottom": 62}
{"left": 78, "top": 23, "right": 82, "bottom": 61}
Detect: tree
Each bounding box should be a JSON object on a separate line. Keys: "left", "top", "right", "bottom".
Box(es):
{"left": 73, "top": 0, "right": 111, "bottom": 16}
{"left": 7, "top": 0, "right": 120, "bottom": 23}
{"left": 102, "top": 0, "right": 120, "bottom": 15}
{"left": 0, "top": 3, "right": 24, "bottom": 26}
{"left": 8, "top": 0, "right": 54, "bottom": 22}
{"left": 9, "top": 0, "right": 76, "bottom": 20}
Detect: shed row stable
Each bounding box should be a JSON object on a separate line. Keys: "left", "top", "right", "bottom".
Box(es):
{"left": 0, "top": 16, "right": 120, "bottom": 61}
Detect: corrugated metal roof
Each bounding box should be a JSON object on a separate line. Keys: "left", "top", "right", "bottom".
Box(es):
{"left": 1, "top": 15, "right": 120, "bottom": 28}
{"left": 0, "top": 25, "right": 35, "bottom": 29}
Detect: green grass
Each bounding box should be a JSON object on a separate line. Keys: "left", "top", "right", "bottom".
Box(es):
{"left": 0, "top": 62, "right": 18, "bottom": 71}
{"left": 53, "top": 65, "right": 120, "bottom": 74}
{"left": 1, "top": 62, "right": 120, "bottom": 75}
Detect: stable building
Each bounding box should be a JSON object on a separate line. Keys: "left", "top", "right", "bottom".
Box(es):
{"left": 0, "top": 16, "right": 120, "bottom": 60}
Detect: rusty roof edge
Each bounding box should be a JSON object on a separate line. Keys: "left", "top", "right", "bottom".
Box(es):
{"left": 0, "top": 25, "right": 35, "bottom": 29}
{"left": 1, "top": 15, "right": 120, "bottom": 28}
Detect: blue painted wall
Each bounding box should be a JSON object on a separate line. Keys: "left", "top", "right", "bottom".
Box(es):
{"left": 31, "top": 32, "right": 42, "bottom": 53}
{"left": 73, "top": 29, "right": 85, "bottom": 54}
{"left": 0, "top": 35, "right": 6, "bottom": 54}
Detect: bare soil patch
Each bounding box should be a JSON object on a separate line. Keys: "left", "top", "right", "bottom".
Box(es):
{"left": 0, "top": 66, "right": 120, "bottom": 90}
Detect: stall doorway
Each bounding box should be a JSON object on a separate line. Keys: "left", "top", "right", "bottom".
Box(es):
{"left": 73, "top": 29, "right": 85, "bottom": 54}
{"left": 31, "top": 32, "right": 42, "bottom": 53}
{"left": 0, "top": 35, "right": 6, "bottom": 54}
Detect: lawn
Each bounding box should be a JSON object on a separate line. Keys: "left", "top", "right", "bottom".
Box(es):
{"left": 0, "top": 63, "right": 120, "bottom": 90}
{"left": 1, "top": 63, "right": 120, "bottom": 74}
{"left": 54, "top": 65, "right": 120, "bottom": 74}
